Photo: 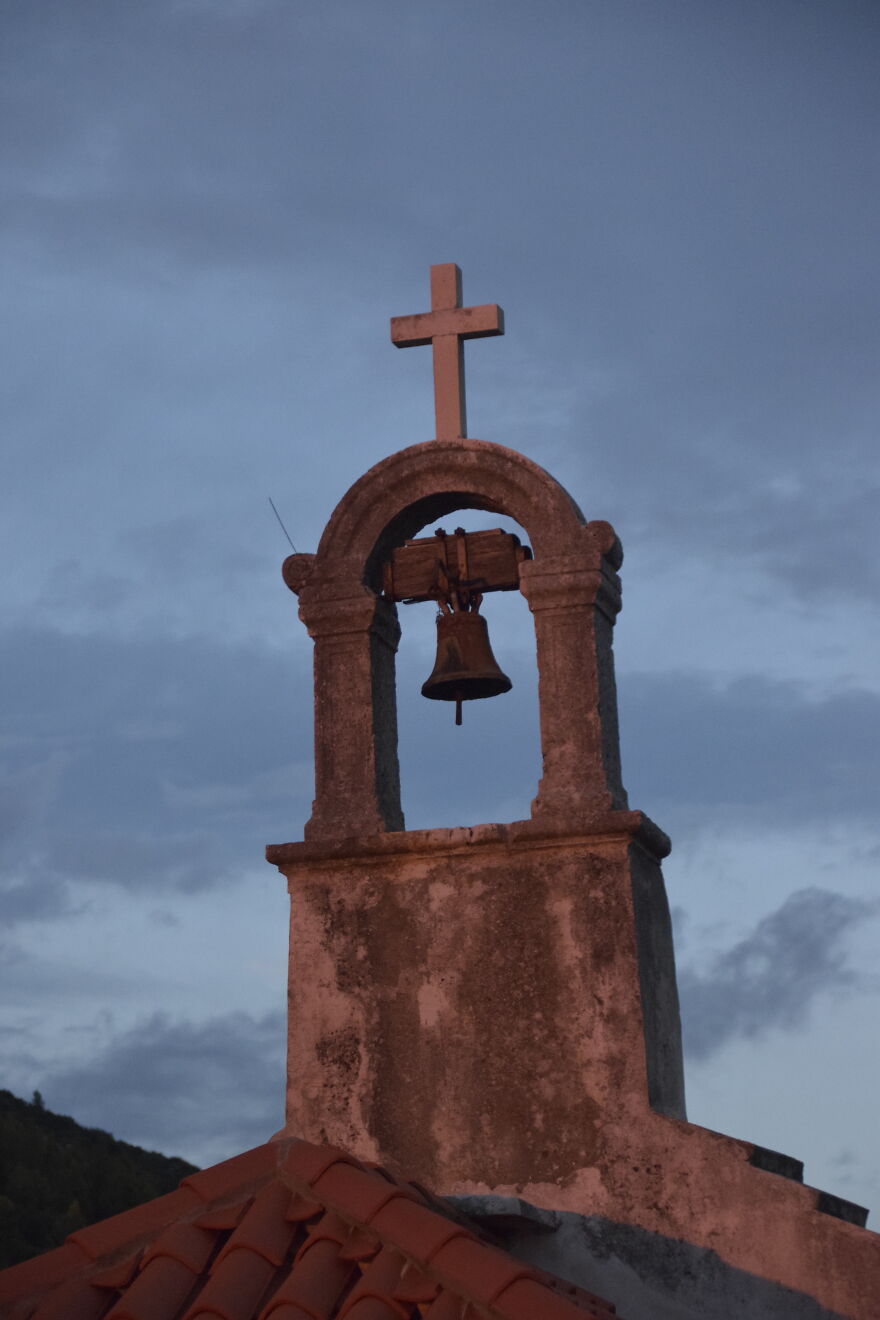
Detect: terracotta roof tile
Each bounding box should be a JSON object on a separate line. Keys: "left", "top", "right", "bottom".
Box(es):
{"left": 142, "top": 1220, "right": 217, "bottom": 1272}
{"left": 184, "top": 1243, "right": 277, "bottom": 1320}
{"left": 106, "top": 1254, "right": 199, "bottom": 1320}
{"left": 285, "top": 1193, "right": 326, "bottom": 1224}
{"left": 182, "top": 1141, "right": 281, "bottom": 1203}
{"left": 213, "top": 1184, "right": 297, "bottom": 1269}
{"left": 260, "top": 1231, "right": 355, "bottom": 1318}
{"left": 0, "top": 1137, "right": 622, "bottom": 1320}
{"left": 311, "top": 1167, "right": 418, "bottom": 1227}
{"left": 429, "top": 1234, "right": 538, "bottom": 1307}
{"left": 30, "top": 1278, "right": 109, "bottom": 1320}
{"left": 0, "top": 1241, "right": 87, "bottom": 1314}
{"left": 390, "top": 1264, "right": 439, "bottom": 1306}
{"left": 337, "top": 1227, "right": 381, "bottom": 1264}
{"left": 67, "top": 1185, "right": 203, "bottom": 1261}
{"left": 195, "top": 1202, "right": 250, "bottom": 1232}
{"left": 369, "top": 1198, "right": 467, "bottom": 1262}
{"left": 418, "top": 1296, "right": 464, "bottom": 1320}
{"left": 281, "top": 1143, "right": 362, "bottom": 1188}
{"left": 262, "top": 1308, "right": 320, "bottom": 1320}
{"left": 90, "top": 1255, "right": 143, "bottom": 1290}
{"left": 336, "top": 1244, "right": 409, "bottom": 1319}
{"left": 290, "top": 1209, "right": 349, "bottom": 1256}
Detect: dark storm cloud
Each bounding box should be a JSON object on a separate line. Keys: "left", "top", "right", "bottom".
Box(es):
{"left": 679, "top": 888, "right": 875, "bottom": 1061}
{"left": 40, "top": 1010, "right": 285, "bottom": 1163}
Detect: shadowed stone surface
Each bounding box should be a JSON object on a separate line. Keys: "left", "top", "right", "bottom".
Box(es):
{"left": 455, "top": 1201, "right": 855, "bottom": 1320}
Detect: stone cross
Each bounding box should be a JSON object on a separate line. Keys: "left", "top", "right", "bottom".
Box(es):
{"left": 390, "top": 263, "right": 504, "bottom": 440}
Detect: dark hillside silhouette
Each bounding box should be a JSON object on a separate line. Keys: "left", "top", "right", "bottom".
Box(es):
{"left": 0, "top": 1088, "right": 197, "bottom": 1267}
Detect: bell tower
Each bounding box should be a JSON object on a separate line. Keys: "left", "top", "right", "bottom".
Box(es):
{"left": 267, "top": 265, "right": 877, "bottom": 1320}
{"left": 268, "top": 264, "right": 684, "bottom": 1176}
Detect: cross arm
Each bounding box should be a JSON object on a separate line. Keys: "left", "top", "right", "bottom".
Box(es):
{"left": 390, "top": 304, "right": 504, "bottom": 348}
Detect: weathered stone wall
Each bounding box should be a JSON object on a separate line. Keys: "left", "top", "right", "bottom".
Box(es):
{"left": 271, "top": 433, "right": 878, "bottom": 1318}
{"left": 272, "top": 815, "right": 682, "bottom": 1184}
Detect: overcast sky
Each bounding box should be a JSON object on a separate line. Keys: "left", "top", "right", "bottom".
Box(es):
{"left": 2, "top": 0, "right": 878, "bottom": 1217}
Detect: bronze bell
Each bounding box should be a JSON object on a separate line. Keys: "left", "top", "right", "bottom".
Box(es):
{"left": 422, "top": 608, "right": 512, "bottom": 725}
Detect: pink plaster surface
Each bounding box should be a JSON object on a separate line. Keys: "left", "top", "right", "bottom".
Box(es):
{"left": 272, "top": 418, "right": 877, "bottom": 1318}
{"left": 272, "top": 820, "right": 879, "bottom": 1319}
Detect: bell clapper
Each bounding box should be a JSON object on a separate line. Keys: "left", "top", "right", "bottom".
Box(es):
{"left": 455, "top": 692, "right": 463, "bottom": 726}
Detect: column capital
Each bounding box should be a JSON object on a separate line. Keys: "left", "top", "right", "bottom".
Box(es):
{"left": 520, "top": 553, "right": 621, "bottom": 621}
{"left": 298, "top": 585, "right": 400, "bottom": 650}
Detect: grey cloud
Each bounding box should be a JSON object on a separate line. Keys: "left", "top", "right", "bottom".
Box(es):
{"left": 0, "top": 1015, "right": 54, "bottom": 1098}
{"left": 605, "top": 451, "right": 880, "bottom": 606}
{"left": 4, "top": 2, "right": 876, "bottom": 307}
{"left": 2, "top": 0, "right": 877, "bottom": 624}
{"left": 0, "top": 754, "right": 82, "bottom": 923}
{"left": 0, "top": 625, "right": 311, "bottom": 911}
{"left": 40, "top": 1010, "right": 285, "bottom": 1165}
{"left": 0, "top": 875, "right": 74, "bottom": 925}
{"left": 744, "top": 484, "right": 880, "bottom": 601}
{"left": 0, "top": 939, "right": 135, "bottom": 1003}
{"left": 56, "top": 832, "right": 244, "bottom": 896}
{"left": 580, "top": 327, "right": 879, "bottom": 605}
{"left": 3, "top": 619, "right": 878, "bottom": 918}
{"left": 619, "top": 671, "right": 880, "bottom": 828}
{"left": 678, "top": 888, "right": 876, "bottom": 1061}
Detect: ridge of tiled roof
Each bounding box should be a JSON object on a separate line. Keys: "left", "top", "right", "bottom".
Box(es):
{"left": 0, "top": 1137, "right": 620, "bottom": 1320}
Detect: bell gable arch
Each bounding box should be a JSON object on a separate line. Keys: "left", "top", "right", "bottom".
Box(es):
{"left": 286, "top": 438, "right": 627, "bottom": 840}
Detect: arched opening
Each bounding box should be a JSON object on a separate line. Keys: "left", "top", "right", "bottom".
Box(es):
{"left": 390, "top": 509, "right": 542, "bottom": 829}
{"left": 298, "top": 439, "right": 624, "bottom": 843}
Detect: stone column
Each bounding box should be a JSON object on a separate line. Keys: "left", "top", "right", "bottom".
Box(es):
{"left": 295, "top": 572, "right": 403, "bottom": 840}
{"left": 520, "top": 521, "right": 628, "bottom": 821}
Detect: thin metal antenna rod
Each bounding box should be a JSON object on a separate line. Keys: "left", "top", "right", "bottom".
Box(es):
{"left": 268, "top": 496, "right": 297, "bottom": 553}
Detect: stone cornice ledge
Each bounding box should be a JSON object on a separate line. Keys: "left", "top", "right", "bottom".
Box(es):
{"left": 266, "top": 808, "right": 670, "bottom": 870}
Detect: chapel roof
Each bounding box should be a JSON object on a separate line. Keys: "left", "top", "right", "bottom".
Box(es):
{"left": 0, "top": 1136, "right": 620, "bottom": 1320}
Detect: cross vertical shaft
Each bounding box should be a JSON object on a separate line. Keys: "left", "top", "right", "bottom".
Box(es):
{"left": 429, "top": 264, "right": 466, "bottom": 442}
{"left": 390, "top": 263, "right": 504, "bottom": 441}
